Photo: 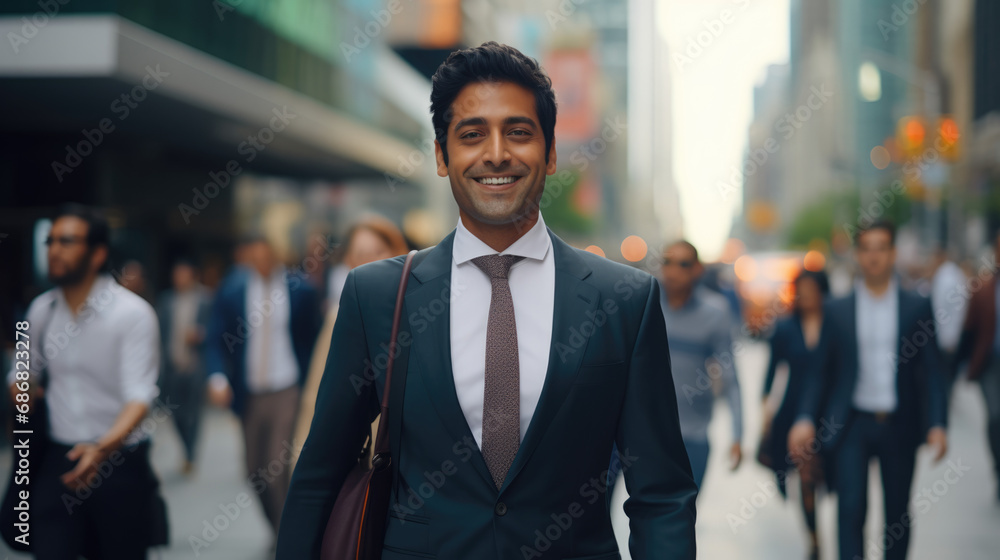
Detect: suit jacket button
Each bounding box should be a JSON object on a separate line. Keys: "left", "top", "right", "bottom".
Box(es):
{"left": 495, "top": 502, "right": 507, "bottom": 516}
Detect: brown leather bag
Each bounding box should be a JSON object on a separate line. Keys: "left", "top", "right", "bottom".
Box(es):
{"left": 320, "top": 249, "right": 417, "bottom": 560}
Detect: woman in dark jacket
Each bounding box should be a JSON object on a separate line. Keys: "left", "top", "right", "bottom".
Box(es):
{"left": 759, "top": 269, "right": 829, "bottom": 560}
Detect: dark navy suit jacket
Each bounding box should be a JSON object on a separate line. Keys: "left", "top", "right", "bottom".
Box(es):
{"left": 205, "top": 267, "right": 321, "bottom": 416}
{"left": 798, "top": 288, "right": 948, "bottom": 452}
{"left": 277, "top": 230, "right": 697, "bottom": 559}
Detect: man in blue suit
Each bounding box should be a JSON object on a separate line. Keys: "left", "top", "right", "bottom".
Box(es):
{"left": 206, "top": 235, "right": 321, "bottom": 536}
{"left": 277, "top": 42, "right": 697, "bottom": 559}
{"left": 789, "top": 219, "right": 948, "bottom": 560}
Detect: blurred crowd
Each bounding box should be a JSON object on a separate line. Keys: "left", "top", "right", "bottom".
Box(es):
{"left": 3, "top": 205, "right": 999, "bottom": 559}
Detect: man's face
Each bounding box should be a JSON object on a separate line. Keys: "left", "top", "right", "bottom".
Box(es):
{"left": 661, "top": 244, "right": 701, "bottom": 294}
{"left": 855, "top": 229, "right": 895, "bottom": 282}
{"left": 47, "top": 216, "right": 100, "bottom": 286}
{"left": 172, "top": 263, "right": 197, "bottom": 291}
{"left": 435, "top": 81, "right": 556, "bottom": 228}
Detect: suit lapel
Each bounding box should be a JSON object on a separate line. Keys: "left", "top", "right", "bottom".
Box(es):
{"left": 501, "top": 232, "right": 598, "bottom": 492}
{"left": 845, "top": 291, "right": 859, "bottom": 378}
{"left": 405, "top": 232, "right": 496, "bottom": 489}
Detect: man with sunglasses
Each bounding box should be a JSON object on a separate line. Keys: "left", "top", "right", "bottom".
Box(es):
{"left": 6, "top": 204, "right": 162, "bottom": 559}
{"left": 659, "top": 240, "right": 744, "bottom": 489}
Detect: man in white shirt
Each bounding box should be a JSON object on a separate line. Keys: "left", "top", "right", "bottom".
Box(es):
{"left": 7, "top": 204, "right": 162, "bottom": 559}
{"left": 790, "top": 219, "right": 949, "bottom": 560}
{"left": 278, "top": 42, "right": 696, "bottom": 559}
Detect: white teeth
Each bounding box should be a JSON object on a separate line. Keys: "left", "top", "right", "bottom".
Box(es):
{"left": 478, "top": 176, "right": 516, "bottom": 185}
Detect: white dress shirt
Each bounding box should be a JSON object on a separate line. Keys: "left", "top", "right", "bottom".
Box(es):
{"left": 7, "top": 274, "right": 160, "bottom": 445}
{"left": 450, "top": 213, "right": 555, "bottom": 448}
{"left": 931, "top": 261, "right": 967, "bottom": 352}
{"left": 245, "top": 267, "right": 300, "bottom": 394}
{"left": 853, "top": 279, "right": 899, "bottom": 413}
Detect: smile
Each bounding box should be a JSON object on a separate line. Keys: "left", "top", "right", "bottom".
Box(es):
{"left": 474, "top": 176, "right": 522, "bottom": 187}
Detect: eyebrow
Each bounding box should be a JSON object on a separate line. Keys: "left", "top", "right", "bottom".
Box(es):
{"left": 453, "top": 116, "right": 538, "bottom": 131}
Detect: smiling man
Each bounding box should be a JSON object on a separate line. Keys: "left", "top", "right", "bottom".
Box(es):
{"left": 278, "top": 42, "right": 697, "bottom": 559}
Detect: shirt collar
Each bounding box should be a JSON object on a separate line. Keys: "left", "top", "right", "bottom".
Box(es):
{"left": 453, "top": 212, "right": 551, "bottom": 266}
{"left": 856, "top": 276, "right": 898, "bottom": 302}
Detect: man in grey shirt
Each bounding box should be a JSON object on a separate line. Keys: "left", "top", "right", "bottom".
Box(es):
{"left": 660, "top": 240, "right": 743, "bottom": 489}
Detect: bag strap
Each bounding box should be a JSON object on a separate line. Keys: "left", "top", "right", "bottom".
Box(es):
{"left": 371, "top": 250, "right": 418, "bottom": 466}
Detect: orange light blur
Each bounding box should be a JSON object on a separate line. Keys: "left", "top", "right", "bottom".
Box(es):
{"left": 870, "top": 145, "right": 891, "bottom": 169}
{"left": 720, "top": 238, "right": 746, "bottom": 265}
{"left": 584, "top": 245, "right": 606, "bottom": 258}
{"left": 939, "top": 117, "right": 960, "bottom": 144}
{"left": 621, "top": 236, "right": 648, "bottom": 262}
{"left": 803, "top": 250, "right": 826, "bottom": 272}
{"left": 904, "top": 118, "right": 925, "bottom": 147}
{"left": 734, "top": 255, "right": 757, "bottom": 282}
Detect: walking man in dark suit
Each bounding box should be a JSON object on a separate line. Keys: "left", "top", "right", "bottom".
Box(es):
{"left": 206, "top": 235, "right": 322, "bottom": 536}
{"left": 958, "top": 228, "right": 1000, "bottom": 502}
{"left": 277, "top": 42, "right": 697, "bottom": 559}
{"left": 156, "top": 258, "right": 212, "bottom": 475}
{"left": 789, "top": 219, "right": 948, "bottom": 560}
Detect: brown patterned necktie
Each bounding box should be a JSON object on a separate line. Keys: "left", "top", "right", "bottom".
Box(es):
{"left": 472, "top": 254, "right": 524, "bottom": 489}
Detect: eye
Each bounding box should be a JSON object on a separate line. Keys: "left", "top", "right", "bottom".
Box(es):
{"left": 509, "top": 129, "right": 530, "bottom": 136}
{"left": 460, "top": 131, "right": 483, "bottom": 139}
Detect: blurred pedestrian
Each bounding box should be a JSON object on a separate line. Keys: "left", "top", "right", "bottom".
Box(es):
{"left": 5, "top": 204, "right": 164, "bottom": 559}
{"left": 929, "top": 249, "right": 968, "bottom": 392}
{"left": 120, "top": 259, "right": 151, "bottom": 303}
{"left": 292, "top": 216, "right": 408, "bottom": 458}
{"left": 205, "top": 235, "right": 321, "bottom": 537}
{"left": 759, "top": 269, "right": 830, "bottom": 560}
{"left": 789, "top": 220, "right": 949, "bottom": 560}
{"left": 957, "top": 229, "right": 1000, "bottom": 502}
{"left": 156, "top": 258, "right": 211, "bottom": 475}
{"left": 658, "top": 240, "right": 744, "bottom": 489}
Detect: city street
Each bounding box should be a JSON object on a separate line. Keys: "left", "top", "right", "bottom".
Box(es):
{"left": 1, "top": 340, "right": 998, "bottom": 559}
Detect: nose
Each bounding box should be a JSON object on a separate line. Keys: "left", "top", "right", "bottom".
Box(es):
{"left": 482, "top": 130, "right": 511, "bottom": 167}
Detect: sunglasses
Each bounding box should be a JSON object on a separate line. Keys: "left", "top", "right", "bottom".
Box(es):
{"left": 44, "top": 235, "right": 87, "bottom": 247}
{"left": 662, "top": 258, "right": 695, "bottom": 269}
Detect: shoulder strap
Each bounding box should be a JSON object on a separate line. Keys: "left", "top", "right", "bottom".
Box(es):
{"left": 371, "top": 250, "right": 419, "bottom": 462}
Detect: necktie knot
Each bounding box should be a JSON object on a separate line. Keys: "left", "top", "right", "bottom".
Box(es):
{"left": 472, "top": 254, "right": 524, "bottom": 280}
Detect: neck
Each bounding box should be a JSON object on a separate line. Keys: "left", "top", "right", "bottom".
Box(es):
{"left": 667, "top": 287, "right": 693, "bottom": 309}
{"left": 864, "top": 275, "right": 892, "bottom": 296}
{"left": 62, "top": 274, "right": 99, "bottom": 315}
{"left": 800, "top": 308, "right": 822, "bottom": 321}
{"left": 461, "top": 210, "right": 537, "bottom": 253}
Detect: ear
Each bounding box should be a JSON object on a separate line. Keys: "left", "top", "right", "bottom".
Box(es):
{"left": 91, "top": 245, "right": 109, "bottom": 274}
{"left": 546, "top": 137, "right": 557, "bottom": 176}
{"left": 694, "top": 262, "right": 704, "bottom": 277}
{"left": 434, "top": 140, "right": 448, "bottom": 178}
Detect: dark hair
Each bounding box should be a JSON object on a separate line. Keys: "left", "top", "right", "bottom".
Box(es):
{"left": 663, "top": 240, "right": 699, "bottom": 263}
{"left": 52, "top": 203, "right": 111, "bottom": 272}
{"left": 430, "top": 41, "right": 557, "bottom": 165}
{"left": 854, "top": 219, "right": 896, "bottom": 246}
{"left": 792, "top": 269, "right": 830, "bottom": 315}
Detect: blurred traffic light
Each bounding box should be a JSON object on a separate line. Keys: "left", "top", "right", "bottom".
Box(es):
{"left": 938, "top": 116, "right": 960, "bottom": 161}
{"left": 897, "top": 116, "right": 926, "bottom": 157}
